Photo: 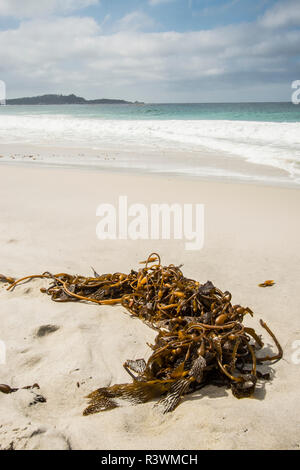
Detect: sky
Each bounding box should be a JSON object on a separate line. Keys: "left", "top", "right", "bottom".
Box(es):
{"left": 0, "top": 0, "right": 299, "bottom": 102}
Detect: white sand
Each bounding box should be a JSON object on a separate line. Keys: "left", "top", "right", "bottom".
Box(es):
{"left": 0, "top": 164, "right": 299, "bottom": 450}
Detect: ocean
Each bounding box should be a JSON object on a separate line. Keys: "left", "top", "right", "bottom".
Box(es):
{"left": 0, "top": 102, "right": 300, "bottom": 186}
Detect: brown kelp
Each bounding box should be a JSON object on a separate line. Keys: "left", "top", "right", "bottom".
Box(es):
{"left": 258, "top": 280, "right": 275, "bottom": 287}
{"left": 5, "top": 253, "right": 282, "bottom": 414}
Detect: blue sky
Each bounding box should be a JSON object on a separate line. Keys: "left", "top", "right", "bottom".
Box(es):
{"left": 0, "top": 0, "right": 299, "bottom": 102}
{"left": 86, "top": 0, "right": 275, "bottom": 32}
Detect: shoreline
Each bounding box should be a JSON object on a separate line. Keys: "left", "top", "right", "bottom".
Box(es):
{"left": 0, "top": 114, "right": 299, "bottom": 188}
{"left": 1, "top": 160, "right": 299, "bottom": 190}
{"left": 0, "top": 142, "right": 298, "bottom": 189}
{"left": 0, "top": 164, "right": 299, "bottom": 449}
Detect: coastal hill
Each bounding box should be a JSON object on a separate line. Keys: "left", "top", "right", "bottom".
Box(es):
{"left": 6, "top": 94, "right": 144, "bottom": 105}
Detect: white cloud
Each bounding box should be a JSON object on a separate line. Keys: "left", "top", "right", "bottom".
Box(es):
{"left": 0, "top": 0, "right": 99, "bottom": 18}
{"left": 115, "top": 11, "right": 156, "bottom": 32}
{"left": 0, "top": 4, "right": 299, "bottom": 101}
{"left": 260, "top": 0, "right": 300, "bottom": 28}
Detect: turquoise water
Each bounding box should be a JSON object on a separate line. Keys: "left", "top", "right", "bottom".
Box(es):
{"left": 1, "top": 101, "right": 299, "bottom": 187}
{"left": 2, "top": 101, "right": 300, "bottom": 122}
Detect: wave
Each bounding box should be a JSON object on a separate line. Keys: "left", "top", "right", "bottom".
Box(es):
{"left": 0, "top": 114, "right": 299, "bottom": 184}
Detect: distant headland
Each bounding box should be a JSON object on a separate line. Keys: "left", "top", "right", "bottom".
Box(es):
{"left": 6, "top": 94, "right": 144, "bottom": 105}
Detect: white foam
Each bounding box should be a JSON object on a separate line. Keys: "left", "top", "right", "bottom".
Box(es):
{"left": 0, "top": 114, "right": 299, "bottom": 183}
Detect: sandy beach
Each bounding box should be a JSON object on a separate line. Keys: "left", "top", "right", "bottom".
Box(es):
{"left": 0, "top": 163, "right": 299, "bottom": 450}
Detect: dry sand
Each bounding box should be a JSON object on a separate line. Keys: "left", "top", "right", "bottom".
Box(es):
{"left": 0, "top": 164, "right": 299, "bottom": 450}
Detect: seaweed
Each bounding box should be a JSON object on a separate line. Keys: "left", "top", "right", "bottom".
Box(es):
{"left": 4, "top": 253, "right": 282, "bottom": 414}
{"left": 258, "top": 280, "right": 275, "bottom": 287}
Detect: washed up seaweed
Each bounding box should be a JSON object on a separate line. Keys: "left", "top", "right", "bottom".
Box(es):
{"left": 0, "top": 383, "right": 40, "bottom": 394}
{"left": 0, "top": 383, "right": 46, "bottom": 406}
{"left": 258, "top": 280, "right": 275, "bottom": 287}
{"left": 4, "top": 254, "right": 282, "bottom": 415}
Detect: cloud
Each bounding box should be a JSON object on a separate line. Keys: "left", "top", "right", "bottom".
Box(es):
{"left": 260, "top": 0, "right": 300, "bottom": 28}
{"left": 114, "top": 11, "right": 156, "bottom": 32}
{"left": 0, "top": 1, "right": 299, "bottom": 101}
{"left": 0, "top": 0, "right": 99, "bottom": 18}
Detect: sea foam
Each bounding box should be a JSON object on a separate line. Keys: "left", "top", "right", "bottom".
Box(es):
{"left": 0, "top": 114, "right": 299, "bottom": 184}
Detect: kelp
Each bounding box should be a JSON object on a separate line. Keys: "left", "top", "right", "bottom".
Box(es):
{"left": 4, "top": 253, "right": 282, "bottom": 414}
{"left": 258, "top": 280, "right": 275, "bottom": 287}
